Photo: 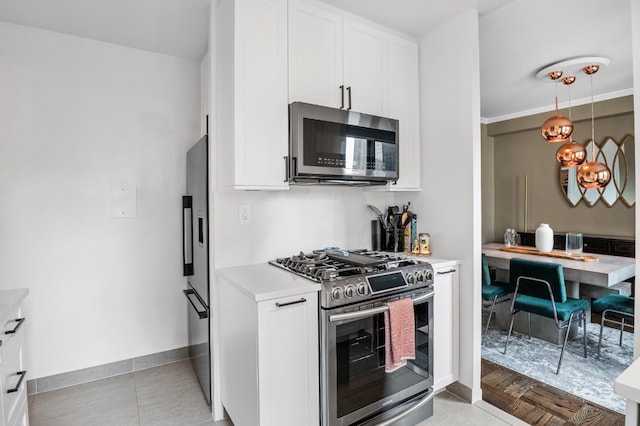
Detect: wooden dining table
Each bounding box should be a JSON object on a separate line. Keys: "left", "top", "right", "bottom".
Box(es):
{"left": 482, "top": 242, "right": 636, "bottom": 343}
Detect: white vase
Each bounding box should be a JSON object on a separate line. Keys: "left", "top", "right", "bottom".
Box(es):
{"left": 535, "top": 223, "right": 554, "bottom": 253}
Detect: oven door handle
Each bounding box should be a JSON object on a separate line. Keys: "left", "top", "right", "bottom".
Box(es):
{"left": 374, "top": 388, "right": 435, "bottom": 426}
{"left": 328, "top": 290, "right": 434, "bottom": 322}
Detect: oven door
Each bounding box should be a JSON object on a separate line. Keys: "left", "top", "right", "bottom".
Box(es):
{"left": 321, "top": 288, "right": 434, "bottom": 426}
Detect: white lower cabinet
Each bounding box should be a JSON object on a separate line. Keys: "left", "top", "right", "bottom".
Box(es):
{"left": 432, "top": 262, "right": 459, "bottom": 391}
{"left": 219, "top": 278, "right": 319, "bottom": 426}
{"left": 0, "top": 291, "right": 29, "bottom": 426}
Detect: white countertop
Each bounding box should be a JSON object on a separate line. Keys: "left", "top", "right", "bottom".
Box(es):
{"left": 215, "top": 254, "right": 457, "bottom": 303}
{"left": 483, "top": 242, "right": 635, "bottom": 287}
{"left": 0, "top": 288, "right": 29, "bottom": 320}
{"left": 215, "top": 263, "right": 321, "bottom": 302}
{"left": 615, "top": 356, "right": 640, "bottom": 403}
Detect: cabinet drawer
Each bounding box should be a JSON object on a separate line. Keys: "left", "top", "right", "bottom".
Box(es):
{"left": 7, "top": 392, "right": 29, "bottom": 426}
{"left": 0, "top": 307, "right": 25, "bottom": 360}
{"left": 1, "top": 327, "right": 27, "bottom": 426}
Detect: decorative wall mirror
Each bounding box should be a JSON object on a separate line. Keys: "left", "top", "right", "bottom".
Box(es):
{"left": 559, "top": 135, "right": 635, "bottom": 207}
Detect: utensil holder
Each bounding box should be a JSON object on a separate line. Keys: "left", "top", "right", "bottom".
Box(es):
{"left": 371, "top": 220, "right": 383, "bottom": 251}
{"left": 384, "top": 229, "right": 404, "bottom": 252}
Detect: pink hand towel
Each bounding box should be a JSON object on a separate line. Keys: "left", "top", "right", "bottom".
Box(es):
{"left": 384, "top": 298, "right": 415, "bottom": 373}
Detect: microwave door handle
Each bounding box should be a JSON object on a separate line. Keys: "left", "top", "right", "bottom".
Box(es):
{"left": 182, "top": 196, "right": 194, "bottom": 276}
{"left": 329, "top": 290, "right": 434, "bottom": 322}
{"left": 283, "top": 156, "right": 289, "bottom": 183}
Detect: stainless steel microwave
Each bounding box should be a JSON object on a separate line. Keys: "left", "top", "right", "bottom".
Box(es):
{"left": 288, "top": 102, "right": 399, "bottom": 185}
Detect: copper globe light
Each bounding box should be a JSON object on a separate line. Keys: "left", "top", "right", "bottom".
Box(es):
{"left": 555, "top": 76, "right": 586, "bottom": 167}
{"left": 541, "top": 70, "right": 573, "bottom": 143}
{"left": 577, "top": 65, "right": 611, "bottom": 189}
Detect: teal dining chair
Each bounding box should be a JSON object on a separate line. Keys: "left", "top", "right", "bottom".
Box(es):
{"left": 482, "top": 254, "right": 511, "bottom": 344}
{"left": 591, "top": 294, "right": 635, "bottom": 358}
{"left": 503, "top": 258, "right": 589, "bottom": 374}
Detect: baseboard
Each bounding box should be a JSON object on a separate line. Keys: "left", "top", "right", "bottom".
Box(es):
{"left": 27, "top": 346, "right": 189, "bottom": 395}
{"left": 445, "top": 381, "right": 472, "bottom": 402}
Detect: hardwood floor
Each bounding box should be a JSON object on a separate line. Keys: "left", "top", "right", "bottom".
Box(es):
{"left": 481, "top": 358, "right": 625, "bottom": 425}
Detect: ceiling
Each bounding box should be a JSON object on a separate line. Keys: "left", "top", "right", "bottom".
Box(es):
{"left": 0, "top": 0, "right": 633, "bottom": 123}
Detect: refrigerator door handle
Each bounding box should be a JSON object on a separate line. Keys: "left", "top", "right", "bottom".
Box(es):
{"left": 182, "top": 196, "right": 194, "bottom": 276}
{"left": 184, "top": 289, "right": 208, "bottom": 319}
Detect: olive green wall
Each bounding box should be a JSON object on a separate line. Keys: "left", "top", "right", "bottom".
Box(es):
{"left": 483, "top": 96, "right": 635, "bottom": 243}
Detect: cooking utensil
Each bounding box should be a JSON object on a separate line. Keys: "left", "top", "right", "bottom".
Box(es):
{"left": 368, "top": 204, "right": 388, "bottom": 230}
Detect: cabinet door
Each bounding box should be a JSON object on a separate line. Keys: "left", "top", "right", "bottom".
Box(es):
{"left": 433, "top": 265, "right": 459, "bottom": 390}
{"left": 234, "top": 0, "right": 289, "bottom": 189}
{"left": 388, "top": 36, "right": 421, "bottom": 191}
{"left": 342, "top": 18, "right": 388, "bottom": 116}
{"left": 257, "top": 292, "right": 319, "bottom": 426}
{"left": 289, "top": 1, "right": 343, "bottom": 108}
{"left": 0, "top": 320, "right": 27, "bottom": 426}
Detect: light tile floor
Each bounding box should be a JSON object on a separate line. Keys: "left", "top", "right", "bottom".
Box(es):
{"left": 28, "top": 359, "right": 511, "bottom": 425}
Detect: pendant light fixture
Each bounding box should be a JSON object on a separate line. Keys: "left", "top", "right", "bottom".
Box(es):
{"left": 555, "top": 76, "right": 586, "bottom": 167}
{"left": 577, "top": 64, "right": 611, "bottom": 189}
{"left": 541, "top": 70, "right": 573, "bottom": 143}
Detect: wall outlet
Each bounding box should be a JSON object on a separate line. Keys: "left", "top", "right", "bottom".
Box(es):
{"left": 238, "top": 204, "right": 251, "bottom": 224}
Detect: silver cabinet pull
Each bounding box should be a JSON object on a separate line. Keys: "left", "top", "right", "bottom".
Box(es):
{"left": 7, "top": 371, "right": 26, "bottom": 394}
{"left": 275, "top": 298, "right": 307, "bottom": 308}
{"left": 5, "top": 318, "right": 25, "bottom": 334}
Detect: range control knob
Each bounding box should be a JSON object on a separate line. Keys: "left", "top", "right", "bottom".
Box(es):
{"left": 405, "top": 273, "right": 415, "bottom": 284}
{"left": 425, "top": 270, "right": 433, "bottom": 281}
{"left": 356, "top": 282, "right": 368, "bottom": 296}
{"left": 345, "top": 285, "right": 356, "bottom": 298}
{"left": 331, "top": 287, "right": 343, "bottom": 301}
{"left": 415, "top": 271, "right": 424, "bottom": 282}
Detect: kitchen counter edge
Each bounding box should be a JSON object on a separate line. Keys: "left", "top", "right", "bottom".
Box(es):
{"left": 215, "top": 263, "right": 321, "bottom": 302}
{"left": 615, "top": 356, "right": 640, "bottom": 404}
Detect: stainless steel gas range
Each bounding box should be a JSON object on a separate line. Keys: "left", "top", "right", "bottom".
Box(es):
{"left": 270, "top": 249, "right": 435, "bottom": 426}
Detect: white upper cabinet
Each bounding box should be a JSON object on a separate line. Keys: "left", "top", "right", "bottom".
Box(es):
{"left": 289, "top": 2, "right": 388, "bottom": 116}
{"left": 216, "top": 0, "right": 289, "bottom": 190}
{"left": 288, "top": 3, "right": 343, "bottom": 108}
{"left": 342, "top": 19, "right": 388, "bottom": 116}
{"left": 388, "top": 35, "right": 421, "bottom": 190}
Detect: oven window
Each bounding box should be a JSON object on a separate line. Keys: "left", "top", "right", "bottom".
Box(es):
{"left": 334, "top": 301, "right": 431, "bottom": 419}
{"left": 302, "top": 118, "right": 397, "bottom": 172}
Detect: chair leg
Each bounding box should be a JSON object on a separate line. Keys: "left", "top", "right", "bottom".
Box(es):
{"left": 556, "top": 313, "right": 575, "bottom": 374}
{"left": 504, "top": 312, "right": 516, "bottom": 355}
{"left": 482, "top": 296, "right": 498, "bottom": 345}
{"left": 597, "top": 312, "right": 606, "bottom": 358}
{"left": 619, "top": 318, "right": 625, "bottom": 346}
{"left": 527, "top": 312, "right": 531, "bottom": 338}
{"left": 582, "top": 312, "right": 587, "bottom": 358}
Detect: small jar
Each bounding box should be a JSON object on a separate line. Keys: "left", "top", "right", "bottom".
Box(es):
{"left": 504, "top": 228, "right": 518, "bottom": 247}
{"left": 419, "top": 233, "right": 431, "bottom": 255}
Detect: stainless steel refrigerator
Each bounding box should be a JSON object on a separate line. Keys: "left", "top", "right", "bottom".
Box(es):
{"left": 182, "top": 134, "right": 210, "bottom": 405}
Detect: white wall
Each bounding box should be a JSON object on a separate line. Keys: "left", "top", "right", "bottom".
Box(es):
{"left": 406, "top": 10, "right": 482, "bottom": 401}
{"left": 0, "top": 22, "right": 201, "bottom": 378}
{"left": 212, "top": 188, "right": 394, "bottom": 268}
{"left": 632, "top": 0, "right": 640, "bottom": 360}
